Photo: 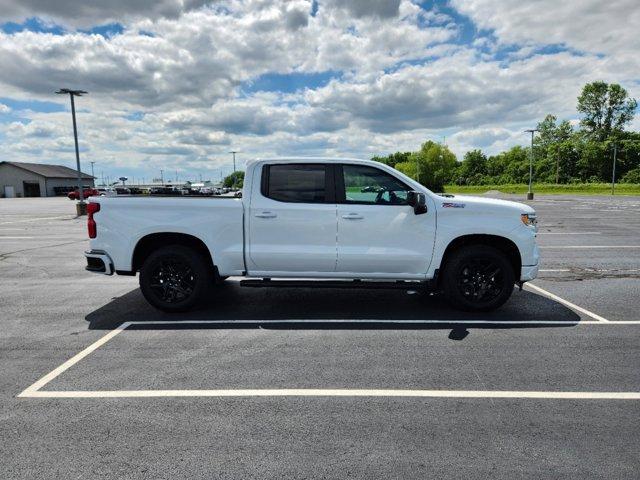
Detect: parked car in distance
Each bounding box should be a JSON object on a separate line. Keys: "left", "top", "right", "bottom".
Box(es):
{"left": 96, "top": 188, "right": 117, "bottom": 197}
{"left": 67, "top": 188, "right": 99, "bottom": 200}
{"left": 149, "top": 186, "right": 182, "bottom": 196}
{"left": 85, "top": 157, "right": 539, "bottom": 313}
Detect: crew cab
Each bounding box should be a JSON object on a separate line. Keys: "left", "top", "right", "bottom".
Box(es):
{"left": 84, "top": 158, "right": 539, "bottom": 312}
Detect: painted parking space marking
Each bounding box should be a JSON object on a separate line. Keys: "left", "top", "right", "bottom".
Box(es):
{"left": 524, "top": 283, "right": 610, "bottom": 322}
{"left": 18, "top": 316, "right": 640, "bottom": 400}
{"left": 0, "top": 215, "right": 73, "bottom": 225}
{"left": 539, "top": 245, "right": 640, "bottom": 249}
{"left": 20, "top": 389, "right": 640, "bottom": 400}
{"left": 536, "top": 231, "right": 602, "bottom": 235}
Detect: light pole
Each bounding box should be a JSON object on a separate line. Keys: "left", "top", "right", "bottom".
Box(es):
{"left": 229, "top": 151, "right": 239, "bottom": 189}
{"left": 56, "top": 88, "right": 88, "bottom": 215}
{"left": 611, "top": 143, "right": 618, "bottom": 195}
{"left": 160, "top": 169, "right": 164, "bottom": 185}
{"left": 524, "top": 129, "right": 538, "bottom": 200}
{"left": 229, "top": 151, "right": 238, "bottom": 173}
{"left": 90, "top": 161, "right": 95, "bottom": 180}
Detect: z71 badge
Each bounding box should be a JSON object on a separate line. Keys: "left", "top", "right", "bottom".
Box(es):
{"left": 442, "top": 202, "right": 465, "bottom": 208}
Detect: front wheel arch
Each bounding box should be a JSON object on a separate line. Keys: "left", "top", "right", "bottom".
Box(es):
{"left": 438, "top": 234, "right": 521, "bottom": 286}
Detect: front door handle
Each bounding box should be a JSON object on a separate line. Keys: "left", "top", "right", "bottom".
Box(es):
{"left": 342, "top": 213, "right": 363, "bottom": 220}
{"left": 255, "top": 211, "right": 277, "bottom": 218}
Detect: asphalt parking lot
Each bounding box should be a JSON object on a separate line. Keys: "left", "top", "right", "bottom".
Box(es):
{"left": 1, "top": 195, "right": 639, "bottom": 479}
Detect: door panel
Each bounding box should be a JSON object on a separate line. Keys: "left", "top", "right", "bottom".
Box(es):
{"left": 247, "top": 164, "right": 337, "bottom": 273}
{"left": 336, "top": 164, "right": 436, "bottom": 276}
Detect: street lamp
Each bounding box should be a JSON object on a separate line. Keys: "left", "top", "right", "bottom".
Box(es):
{"left": 524, "top": 129, "right": 538, "bottom": 200}
{"left": 56, "top": 88, "right": 88, "bottom": 215}
{"left": 611, "top": 142, "right": 619, "bottom": 195}
{"left": 229, "top": 151, "right": 238, "bottom": 173}
{"left": 229, "top": 151, "right": 240, "bottom": 189}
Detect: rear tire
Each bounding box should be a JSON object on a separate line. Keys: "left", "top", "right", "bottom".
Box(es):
{"left": 139, "top": 245, "right": 213, "bottom": 312}
{"left": 442, "top": 245, "right": 515, "bottom": 312}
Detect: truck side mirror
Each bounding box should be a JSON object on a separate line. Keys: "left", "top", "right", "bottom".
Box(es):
{"left": 407, "top": 191, "right": 428, "bottom": 215}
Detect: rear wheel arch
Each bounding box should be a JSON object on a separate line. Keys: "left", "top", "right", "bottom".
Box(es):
{"left": 132, "top": 232, "right": 215, "bottom": 273}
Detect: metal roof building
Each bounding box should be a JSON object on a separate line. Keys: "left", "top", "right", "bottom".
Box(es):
{"left": 0, "top": 161, "right": 94, "bottom": 198}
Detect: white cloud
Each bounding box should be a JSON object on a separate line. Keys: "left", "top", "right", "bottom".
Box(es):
{"left": 0, "top": 0, "right": 213, "bottom": 28}
{"left": 0, "top": 0, "right": 637, "bottom": 181}
{"left": 0, "top": 103, "right": 11, "bottom": 113}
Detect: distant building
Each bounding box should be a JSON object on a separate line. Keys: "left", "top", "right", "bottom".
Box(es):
{"left": 0, "top": 161, "right": 94, "bottom": 198}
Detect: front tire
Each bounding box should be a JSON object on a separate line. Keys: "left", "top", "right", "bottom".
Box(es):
{"left": 139, "top": 245, "right": 213, "bottom": 312}
{"left": 442, "top": 245, "right": 515, "bottom": 312}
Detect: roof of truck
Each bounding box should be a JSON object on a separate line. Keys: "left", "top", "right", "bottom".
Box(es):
{"left": 249, "top": 157, "right": 376, "bottom": 166}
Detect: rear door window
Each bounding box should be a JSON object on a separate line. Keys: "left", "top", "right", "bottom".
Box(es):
{"left": 262, "top": 164, "right": 330, "bottom": 203}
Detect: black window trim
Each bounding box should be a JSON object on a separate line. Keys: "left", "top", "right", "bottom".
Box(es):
{"left": 336, "top": 163, "right": 413, "bottom": 206}
{"left": 260, "top": 163, "right": 336, "bottom": 204}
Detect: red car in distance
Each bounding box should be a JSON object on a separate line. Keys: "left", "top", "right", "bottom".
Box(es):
{"left": 67, "top": 188, "right": 99, "bottom": 200}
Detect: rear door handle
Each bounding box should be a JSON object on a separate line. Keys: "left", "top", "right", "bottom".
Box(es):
{"left": 342, "top": 213, "right": 363, "bottom": 220}
{"left": 255, "top": 211, "right": 277, "bottom": 218}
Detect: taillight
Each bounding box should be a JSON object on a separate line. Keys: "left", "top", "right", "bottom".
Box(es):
{"left": 87, "top": 202, "right": 100, "bottom": 238}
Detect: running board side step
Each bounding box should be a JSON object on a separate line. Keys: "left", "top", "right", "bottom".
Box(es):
{"left": 239, "top": 279, "right": 433, "bottom": 290}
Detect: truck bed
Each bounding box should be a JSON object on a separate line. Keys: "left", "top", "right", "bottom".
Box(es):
{"left": 89, "top": 196, "right": 245, "bottom": 275}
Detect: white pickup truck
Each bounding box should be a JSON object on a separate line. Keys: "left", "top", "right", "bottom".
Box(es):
{"left": 85, "top": 158, "right": 539, "bottom": 312}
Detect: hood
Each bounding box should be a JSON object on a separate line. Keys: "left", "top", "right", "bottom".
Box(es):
{"left": 435, "top": 194, "right": 535, "bottom": 214}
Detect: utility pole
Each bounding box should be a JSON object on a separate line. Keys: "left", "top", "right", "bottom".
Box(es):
{"left": 229, "top": 151, "right": 238, "bottom": 173}
{"left": 160, "top": 169, "right": 164, "bottom": 185}
{"left": 90, "top": 161, "right": 95, "bottom": 180}
{"left": 524, "top": 129, "right": 538, "bottom": 200}
{"left": 611, "top": 143, "right": 618, "bottom": 195}
{"left": 56, "top": 88, "right": 88, "bottom": 215}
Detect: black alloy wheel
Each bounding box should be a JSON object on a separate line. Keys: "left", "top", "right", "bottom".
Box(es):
{"left": 456, "top": 258, "right": 505, "bottom": 303}
{"left": 148, "top": 257, "right": 196, "bottom": 304}
{"left": 139, "top": 245, "right": 213, "bottom": 312}
{"left": 442, "top": 245, "right": 515, "bottom": 311}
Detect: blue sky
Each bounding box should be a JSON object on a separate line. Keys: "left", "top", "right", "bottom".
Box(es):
{"left": 0, "top": 0, "right": 637, "bottom": 183}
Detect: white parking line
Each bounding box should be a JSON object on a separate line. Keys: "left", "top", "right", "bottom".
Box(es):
{"left": 539, "top": 246, "right": 640, "bottom": 249}
{"left": 18, "top": 323, "right": 129, "bottom": 397}
{"left": 17, "top": 316, "right": 640, "bottom": 400}
{"left": 524, "top": 283, "right": 609, "bottom": 322}
{"left": 536, "top": 232, "right": 601, "bottom": 235}
{"left": 0, "top": 236, "right": 35, "bottom": 239}
{"left": 20, "top": 389, "right": 640, "bottom": 400}
{"left": 0, "top": 215, "right": 73, "bottom": 225}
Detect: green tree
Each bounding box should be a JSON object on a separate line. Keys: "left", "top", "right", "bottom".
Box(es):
{"left": 223, "top": 171, "right": 244, "bottom": 188}
{"left": 577, "top": 81, "right": 637, "bottom": 141}
{"left": 486, "top": 146, "right": 530, "bottom": 184}
{"left": 534, "top": 115, "right": 574, "bottom": 183}
{"left": 457, "top": 149, "right": 488, "bottom": 185}
{"left": 395, "top": 141, "right": 457, "bottom": 192}
{"left": 371, "top": 152, "right": 411, "bottom": 168}
{"left": 536, "top": 115, "right": 573, "bottom": 151}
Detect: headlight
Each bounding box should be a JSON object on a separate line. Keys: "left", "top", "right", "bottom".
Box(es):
{"left": 521, "top": 213, "right": 537, "bottom": 229}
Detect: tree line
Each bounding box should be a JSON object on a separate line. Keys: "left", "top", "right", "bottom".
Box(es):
{"left": 372, "top": 82, "right": 640, "bottom": 192}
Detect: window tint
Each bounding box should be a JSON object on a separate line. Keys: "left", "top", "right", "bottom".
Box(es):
{"left": 342, "top": 165, "right": 410, "bottom": 205}
{"left": 264, "top": 164, "right": 327, "bottom": 203}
